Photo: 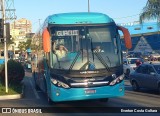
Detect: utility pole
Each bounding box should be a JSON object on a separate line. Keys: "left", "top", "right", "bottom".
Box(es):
{"left": 38, "top": 19, "right": 41, "bottom": 27}
{"left": 0, "top": 0, "right": 15, "bottom": 93}
{"left": 1, "top": 0, "right": 8, "bottom": 93}
{"left": 88, "top": 0, "right": 90, "bottom": 13}
{"left": 38, "top": 19, "right": 41, "bottom": 51}
{"left": 38, "top": 19, "right": 41, "bottom": 39}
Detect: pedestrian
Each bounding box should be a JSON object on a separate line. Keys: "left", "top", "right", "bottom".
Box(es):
{"left": 136, "top": 59, "right": 142, "bottom": 67}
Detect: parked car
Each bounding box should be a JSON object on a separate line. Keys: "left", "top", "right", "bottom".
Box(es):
{"left": 134, "top": 52, "right": 142, "bottom": 58}
{"left": 123, "top": 57, "right": 143, "bottom": 78}
{"left": 127, "top": 51, "right": 142, "bottom": 58}
{"left": 141, "top": 52, "right": 152, "bottom": 61}
{"left": 127, "top": 51, "right": 135, "bottom": 58}
{"left": 129, "top": 62, "right": 160, "bottom": 93}
{"left": 149, "top": 53, "right": 160, "bottom": 61}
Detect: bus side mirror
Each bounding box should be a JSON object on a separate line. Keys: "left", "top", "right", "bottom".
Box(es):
{"left": 42, "top": 28, "right": 51, "bottom": 53}
{"left": 117, "top": 26, "right": 132, "bottom": 49}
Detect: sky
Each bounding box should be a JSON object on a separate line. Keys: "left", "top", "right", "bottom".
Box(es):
{"left": 14, "top": 0, "right": 148, "bottom": 32}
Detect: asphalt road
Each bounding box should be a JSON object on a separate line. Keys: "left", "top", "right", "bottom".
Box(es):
{"left": 0, "top": 70, "right": 160, "bottom": 116}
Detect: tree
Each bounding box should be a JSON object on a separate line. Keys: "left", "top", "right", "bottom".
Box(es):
{"left": 25, "top": 38, "right": 32, "bottom": 50}
{"left": 0, "top": 59, "right": 25, "bottom": 85}
{"left": 18, "top": 41, "right": 26, "bottom": 52}
{"left": 140, "top": 0, "right": 160, "bottom": 23}
{"left": 18, "top": 38, "right": 32, "bottom": 52}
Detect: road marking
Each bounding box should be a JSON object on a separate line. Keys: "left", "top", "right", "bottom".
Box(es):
{"left": 29, "top": 79, "right": 40, "bottom": 99}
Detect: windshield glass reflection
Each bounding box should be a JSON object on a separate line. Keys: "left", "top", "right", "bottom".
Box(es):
{"left": 50, "top": 25, "right": 121, "bottom": 71}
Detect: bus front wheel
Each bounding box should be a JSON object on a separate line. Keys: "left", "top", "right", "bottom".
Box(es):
{"left": 47, "top": 96, "right": 53, "bottom": 105}
{"left": 132, "top": 81, "right": 139, "bottom": 91}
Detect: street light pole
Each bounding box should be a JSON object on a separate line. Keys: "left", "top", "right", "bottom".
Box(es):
{"left": 38, "top": 19, "right": 41, "bottom": 27}
{"left": 88, "top": 0, "right": 90, "bottom": 13}
{"left": 1, "top": 0, "right": 8, "bottom": 93}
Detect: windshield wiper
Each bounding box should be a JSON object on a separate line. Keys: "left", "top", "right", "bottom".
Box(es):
{"left": 69, "top": 51, "right": 81, "bottom": 71}
{"left": 90, "top": 37, "right": 95, "bottom": 62}
{"left": 90, "top": 37, "right": 111, "bottom": 72}
{"left": 106, "top": 56, "right": 111, "bottom": 67}
{"left": 94, "top": 52, "right": 111, "bottom": 72}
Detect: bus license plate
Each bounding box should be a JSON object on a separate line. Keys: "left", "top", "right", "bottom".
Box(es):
{"left": 85, "top": 89, "right": 96, "bottom": 94}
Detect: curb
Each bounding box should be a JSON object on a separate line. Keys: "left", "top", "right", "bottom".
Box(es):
{"left": 0, "top": 94, "right": 23, "bottom": 100}
{"left": 0, "top": 85, "right": 25, "bottom": 100}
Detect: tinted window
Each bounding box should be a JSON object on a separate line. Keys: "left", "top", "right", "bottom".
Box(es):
{"left": 128, "top": 58, "right": 143, "bottom": 64}
{"left": 142, "top": 66, "right": 148, "bottom": 74}
{"left": 50, "top": 25, "right": 121, "bottom": 70}
{"left": 136, "top": 65, "right": 147, "bottom": 74}
{"left": 154, "top": 65, "right": 160, "bottom": 74}
{"left": 136, "top": 66, "right": 143, "bottom": 73}
{"left": 148, "top": 66, "right": 155, "bottom": 74}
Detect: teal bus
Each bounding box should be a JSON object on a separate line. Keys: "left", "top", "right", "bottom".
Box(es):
{"left": 32, "top": 12, "right": 132, "bottom": 104}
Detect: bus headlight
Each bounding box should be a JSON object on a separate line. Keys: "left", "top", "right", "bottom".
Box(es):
{"left": 51, "top": 78, "right": 70, "bottom": 89}
{"left": 110, "top": 79, "right": 117, "bottom": 86}
{"left": 52, "top": 79, "right": 58, "bottom": 84}
{"left": 119, "top": 75, "right": 124, "bottom": 81}
{"left": 109, "top": 75, "right": 124, "bottom": 86}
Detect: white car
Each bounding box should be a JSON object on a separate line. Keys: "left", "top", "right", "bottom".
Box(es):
{"left": 123, "top": 58, "right": 143, "bottom": 77}
{"left": 150, "top": 53, "right": 160, "bottom": 61}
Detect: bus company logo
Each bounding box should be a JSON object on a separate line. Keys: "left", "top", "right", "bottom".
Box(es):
{"left": 87, "top": 82, "right": 93, "bottom": 85}
{"left": 2, "top": 108, "right": 11, "bottom": 113}
{"left": 80, "top": 71, "right": 99, "bottom": 74}
{"left": 88, "top": 78, "right": 96, "bottom": 81}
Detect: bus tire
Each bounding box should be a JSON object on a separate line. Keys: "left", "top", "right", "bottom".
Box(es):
{"left": 132, "top": 81, "right": 139, "bottom": 91}
{"left": 125, "top": 69, "right": 130, "bottom": 78}
{"left": 48, "top": 96, "right": 53, "bottom": 105}
{"left": 99, "top": 98, "right": 109, "bottom": 102}
{"left": 47, "top": 94, "right": 56, "bottom": 105}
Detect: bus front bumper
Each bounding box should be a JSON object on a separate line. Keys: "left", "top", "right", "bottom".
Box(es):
{"left": 50, "top": 81, "right": 124, "bottom": 102}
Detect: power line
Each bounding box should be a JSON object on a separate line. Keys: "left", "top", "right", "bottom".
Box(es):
{"left": 5, "top": 0, "right": 16, "bottom": 21}
{"left": 114, "top": 14, "right": 140, "bottom": 20}
{"left": 115, "top": 8, "right": 160, "bottom": 20}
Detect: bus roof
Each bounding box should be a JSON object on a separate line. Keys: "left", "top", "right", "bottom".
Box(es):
{"left": 47, "top": 12, "right": 115, "bottom": 25}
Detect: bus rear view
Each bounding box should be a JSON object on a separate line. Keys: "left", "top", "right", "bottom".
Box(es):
{"left": 33, "top": 12, "right": 132, "bottom": 104}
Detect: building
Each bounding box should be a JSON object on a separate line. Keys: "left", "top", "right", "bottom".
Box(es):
{"left": 11, "top": 18, "right": 32, "bottom": 38}
{"left": 120, "top": 21, "right": 160, "bottom": 53}
{"left": 9, "top": 18, "right": 33, "bottom": 56}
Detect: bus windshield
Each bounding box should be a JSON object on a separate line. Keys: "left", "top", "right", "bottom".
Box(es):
{"left": 50, "top": 25, "right": 121, "bottom": 71}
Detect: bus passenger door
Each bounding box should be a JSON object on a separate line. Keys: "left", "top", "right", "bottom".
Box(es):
{"left": 43, "top": 52, "right": 51, "bottom": 95}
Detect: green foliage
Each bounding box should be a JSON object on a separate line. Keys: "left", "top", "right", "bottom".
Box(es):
{"left": 0, "top": 83, "right": 22, "bottom": 95}
{"left": 140, "top": 0, "right": 160, "bottom": 23}
{"left": 18, "top": 38, "right": 32, "bottom": 52}
{"left": 25, "top": 38, "right": 32, "bottom": 49}
{"left": 0, "top": 60, "right": 25, "bottom": 86}
{"left": 18, "top": 41, "right": 26, "bottom": 52}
